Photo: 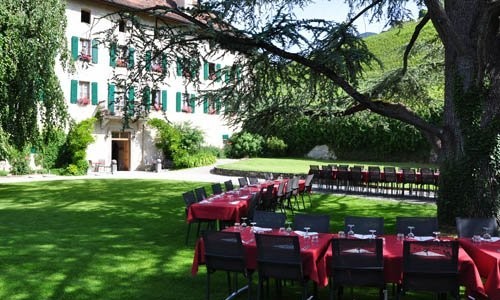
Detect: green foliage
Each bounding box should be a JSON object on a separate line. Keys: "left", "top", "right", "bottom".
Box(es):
{"left": 61, "top": 119, "right": 95, "bottom": 175}
{"left": 174, "top": 122, "right": 204, "bottom": 154}
{"left": 148, "top": 118, "right": 216, "bottom": 169}
{"left": 0, "top": 126, "right": 13, "bottom": 161}
{"left": 0, "top": 170, "right": 8, "bottom": 176}
{"left": 200, "top": 145, "right": 225, "bottom": 158}
{"left": 263, "top": 136, "right": 287, "bottom": 157}
{"left": 9, "top": 147, "right": 30, "bottom": 175}
{"left": 0, "top": 0, "right": 68, "bottom": 152}
{"left": 225, "top": 132, "right": 264, "bottom": 158}
{"left": 35, "top": 129, "right": 66, "bottom": 170}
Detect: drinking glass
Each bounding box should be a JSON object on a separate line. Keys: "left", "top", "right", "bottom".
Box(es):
{"left": 433, "top": 231, "right": 441, "bottom": 241}
{"left": 241, "top": 217, "right": 248, "bottom": 226}
{"left": 369, "top": 229, "right": 376, "bottom": 239}
{"left": 338, "top": 231, "right": 346, "bottom": 238}
{"left": 407, "top": 226, "right": 415, "bottom": 239}
{"left": 285, "top": 221, "right": 292, "bottom": 235}
{"left": 347, "top": 224, "right": 355, "bottom": 237}
{"left": 234, "top": 222, "right": 240, "bottom": 231}
{"left": 397, "top": 233, "right": 405, "bottom": 242}
{"left": 303, "top": 226, "right": 311, "bottom": 249}
{"left": 483, "top": 227, "right": 492, "bottom": 240}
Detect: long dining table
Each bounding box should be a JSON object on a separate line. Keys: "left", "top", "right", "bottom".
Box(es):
{"left": 321, "top": 235, "right": 486, "bottom": 298}
{"left": 192, "top": 226, "right": 332, "bottom": 288}
{"left": 459, "top": 237, "right": 500, "bottom": 299}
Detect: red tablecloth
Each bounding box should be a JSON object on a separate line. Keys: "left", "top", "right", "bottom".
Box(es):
{"left": 187, "top": 190, "right": 254, "bottom": 223}
{"left": 322, "top": 236, "right": 485, "bottom": 298}
{"left": 191, "top": 227, "right": 332, "bottom": 287}
{"left": 460, "top": 238, "right": 500, "bottom": 299}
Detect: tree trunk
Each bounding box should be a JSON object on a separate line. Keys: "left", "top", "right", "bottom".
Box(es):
{"left": 434, "top": 0, "right": 500, "bottom": 225}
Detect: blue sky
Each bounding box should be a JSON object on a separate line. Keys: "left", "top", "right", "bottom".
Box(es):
{"left": 293, "top": 0, "right": 420, "bottom": 33}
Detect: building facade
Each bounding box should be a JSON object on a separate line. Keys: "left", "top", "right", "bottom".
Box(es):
{"left": 57, "top": 0, "right": 236, "bottom": 171}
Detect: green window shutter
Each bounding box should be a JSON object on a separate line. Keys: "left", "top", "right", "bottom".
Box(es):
{"left": 203, "top": 96, "right": 209, "bottom": 113}
{"left": 91, "top": 39, "right": 98, "bottom": 64}
{"left": 109, "top": 43, "right": 117, "bottom": 67}
{"left": 128, "top": 47, "right": 135, "bottom": 69}
{"left": 203, "top": 62, "right": 209, "bottom": 80}
{"left": 190, "top": 94, "right": 196, "bottom": 113}
{"left": 128, "top": 87, "right": 135, "bottom": 115}
{"left": 224, "top": 69, "right": 230, "bottom": 83}
{"left": 222, "top": 134, "right": 229, "bottom": 141}
{"left": 143, "top": 87, "right": 151, "bottom": 111}
{"left": 161, "top": 90, "right": 167, "bottom": 111}
{"left": 176, "top": 58, "right": 182, "bottom": 76}
{"left": 235, "top": 65, "right": 241, "bottom": 81}
{"left": 161, "top": 54, "right": 167, "bottom": 73}
{"left": 215, "top": 98, "right": 221, "bottom": 114}
{"left": 215, "top": 64, "right": 222, "bottom": 82}
{"left": 70, "top": 80, "right": 78, "bottom": 104}
{"left": 71, "top": 36, "right": 79, "bottom": 61}
{"left": 107, "top": 84, "right": 115, "bottom": 113}
{"left": 176, "top": 92, "right": 182, "bottom": 112}
{"left": 145, "top": 50, "right": 151, "bottom": 71}
{"left": 190, "top": 60, "right": 197, "bottom": 79}
{"left": 91, "top": 82, "right": 98, "bottom": 105}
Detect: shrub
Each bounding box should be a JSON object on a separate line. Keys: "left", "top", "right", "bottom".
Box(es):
{"left": 175, "top": 122, "right": 204, "bottom": 154}
{"left": 10, "top": 148, "right": 31, "bottom": 175}
{"left": 225, "top": 132, "right": 264, "bottom": 158}
{"left": 0, "top": 170, "right": 8, "bottom": 176}
{"left": 263, "top": 136, "right": 287, "bottom": 157}
{"left": 36, "top": 129, "right": 66, "bottom": 170}
{"left": 148, "top": 118, "right": 182, "bottom": 160}
{"left": 200, "top": 146, "right": 225, "bottom": 158}
{"left": 61, "top": 118, "right": 95, "bottom": 175}
{"left": 173, "top": 150, "right": 217, "bottom": 169}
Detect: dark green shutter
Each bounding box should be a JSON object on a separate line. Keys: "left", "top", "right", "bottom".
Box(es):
{"left": 203, "top": 62, "right": 209, "bottom": 80}
{"left": 190, "top": 94, "right": 196, "bottom": 113}
{"left": 215, "top": 98, "right": 221, "bottom": 114}
{"left": 143, "top": 87, "right": 151, "bottom": 111}
{"left": 176, "top": 58, "right": 182, "bottom": 76}
{"left": 224, "top": 69, "right": 230, "bottom": 83}
{"left": 161, "top": 90, "right": 167, "bottom": 111}
{"left": 222, "top": 134, "right": 229, "bottom": 141}
{"left": 71, "top": 36, "right": 79, "bottom": 61}
{"left": 91, "top": 82, "right": 98, "bottom": 105}
{"left": 109, "top": 43, "right": 117, "bottom": 67}
{"left": 203, "top": 96, "right": 209, "bottom": 113}
{"left": 145, "top": 50, "right": 151, "bottom": 71}
{"left": 128, "top": 47, "right": 135, "bottom": 69}
{"left": 235, "top": 65, "right": 241, "bottom": 81}
{"left": 91, "top": 39, "right": 98, "bottom": 64}
{"left": 128, "top": 87, "right": 135, "bottom": 115}
{"left": 161, "top": 54, "right": 167, "bottom": 73}
{"left": 70, "top": 80, "right": 78, "bottom": 104}
{"left": 108, "top": 84, "right": 115, "bottom": 113}
{"left": 176, "top": 92, "right": 182, "bottom": 112}
{"left": 215, "top": 64, "right": 222, "bottom": 82}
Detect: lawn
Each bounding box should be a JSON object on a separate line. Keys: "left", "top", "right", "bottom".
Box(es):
{"left": 0, "top": 179, "right": 437, "bottom": 299}
{"left": 217, "top": 158, "right": 438, "bottom": 174}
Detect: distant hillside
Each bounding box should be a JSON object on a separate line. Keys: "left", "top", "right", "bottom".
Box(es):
{"left": 359, "top": 32, "right": 377, "bottom": 38}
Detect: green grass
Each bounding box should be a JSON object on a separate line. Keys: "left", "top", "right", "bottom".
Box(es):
{"left": 0, "top": 179, "right": 437, "bottom": 299}
{"left": 217, "top": 158, "right": 438, "bottom": 174}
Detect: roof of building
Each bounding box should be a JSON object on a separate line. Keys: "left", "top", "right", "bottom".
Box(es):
{"left": 99, "top": 0, "right": 175, "bottom": 10}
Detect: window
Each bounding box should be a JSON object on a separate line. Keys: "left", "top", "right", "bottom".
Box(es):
{"left": 81, "top": 10, "right": 91, "bottom": 24}
{"left": 152, "top": 90, "right": 161, "bottom": 110}
{"left": 78, "top": 81, "right": 90, "bottom": 105}
{"left": 118, "top": 20, "right": 126, "bottom": 32}
{"left": 204, "top": 62, "right": 216, "bottom": 80}
{"left": 115, "top": 86, "right": 125, "bottom": 110}
{"left": 151, "top": 54, "right": 163, "bottom": 73}
{"left": 79, "top": 39, "right": 91, "bottom": 62}
{"left": 117, "top": 46, "right": 128, "bottom": 67}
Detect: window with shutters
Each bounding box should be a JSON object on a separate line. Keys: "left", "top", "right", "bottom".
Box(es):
{"left": 151, "top": 54, "right": 163, "bottom": 73}
{"left": 118, "top": 20, "right": 126, "bottom": 33}
{"left": 78, "top": 81, "right": 90, "bottom": 105}
{"left": 208, "top": 63, "right": 216, "bottom": 80}
{"left": 115, "top": 86, "right": 125, "bottom": 111}
{"left": 81, "top": 10, "right": 91, "bottom": 24}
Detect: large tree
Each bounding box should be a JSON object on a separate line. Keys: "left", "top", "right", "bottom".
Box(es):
{"left": 104, "top": 0, "right": 500, "bottom": 225}
{"left": 0, "top": 0, "right": 68, "bottom": 154}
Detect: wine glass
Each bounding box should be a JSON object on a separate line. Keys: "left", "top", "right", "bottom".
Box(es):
{"left": 241, "top": 217, "right": 248, "bottom": 226}
{"left": 483, "top": 227, "right": 492, "bottom": 240}
{"left": 407, "top": 226, "right": 415, "bottom": 239}
{"left": 347, "top": 224, "right": 355, "bottom": 237}
{"left": 250, "top": 222, "right": 257, "bottom": 232}
{"left": 303, "top": 226, "right": 311, "bottom": 249}
{"left": 369, "top": 229, "right": 376, "bottom": 239}
{"left": 285, "top": 221, "right": 292, "bottom": 235}
{"left": 304, "top": 226, "right": 311, "bottom": 236}
{"left": 433, "top": 231, "right": 441, "bottom": 241}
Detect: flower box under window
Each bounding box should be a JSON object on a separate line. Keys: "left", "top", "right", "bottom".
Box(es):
{"left": 116, "top": 58, "right": 128, "bottom": 68}
{"left": 181, "top": 106, "right": 192, "bottom": 113}
{"left": 152, "top": 64, "right": 163, "bottom": 73}
{"left": 80, "top": 53, "right": 92, "bottom": 62}
{"left": 78, "top": 97, "right": 90, "bottom": 106}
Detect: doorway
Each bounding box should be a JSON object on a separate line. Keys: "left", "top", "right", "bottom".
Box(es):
{"left": 111, "top": 131, "right": 131, "bottom": 171}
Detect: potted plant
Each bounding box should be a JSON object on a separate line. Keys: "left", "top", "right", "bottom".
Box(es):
{"left": 78, "top": 97, "right": 90, "bottom": 106}
{"left": 79, "top": 53, "right": 92, "bottom": 62}
{"left": 181, "top": 105, "right": 192, "bottom": 113}
{"left": 152, "top": 64, "right": 163, "bottom": 73}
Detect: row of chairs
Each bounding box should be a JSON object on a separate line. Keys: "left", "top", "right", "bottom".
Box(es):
{"left": 309, "top": 165, "right": 438, "bottom": 198}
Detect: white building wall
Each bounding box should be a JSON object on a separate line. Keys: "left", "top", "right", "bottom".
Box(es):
{"left": 57, "top": 0, "right": 238, "bottom": 170}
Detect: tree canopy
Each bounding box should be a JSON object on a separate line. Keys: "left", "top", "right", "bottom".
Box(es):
{"left": 0, "top": 0, "right": 68, "bottom": 154}
{"left": 103, "top": 0, "right": 500, "bottom": 225}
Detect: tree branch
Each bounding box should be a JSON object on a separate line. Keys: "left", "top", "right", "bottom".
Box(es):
{"left": 402, "top": 13, "right": 430, "bottom": 75}
{"left": 424, "top": 0, "right": 468, "bottom": 55}
{"left": 344, "top": 0, "right": 384, "bottom": 29}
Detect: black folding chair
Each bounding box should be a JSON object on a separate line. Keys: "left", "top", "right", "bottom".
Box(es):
{"left": 396, "top": 216, "right": 438, "bottom": 236}
{"left": 183, "top": 191, "right": 212, "bottom": 245}
{"left": 225, "top": 180, "right": 234, "bottom": 191}
{"left": 344, "top": 216, "right": 384, "bottom": 235}
{"left": 455, "top": 217, "right": 498, "bottom": 238}
{"left": 398, "top": 240, "right": 459, "bottom": 299}
{"left": 211, "top": 183, "right": 223, "bottom": 195}
{"left": 252, "top": 210, "right": 286, "bottom": 228}
{"left": 195, "top": 186, "right": 208, "bottom": 201}
{"left": 255, "top": 234, "right": 309, "bottom": 300}
{"left": 293, "top": 213, "right": 330, "bottom": 233}
{"left": 330, "top": 238, "right": 385, "bottom": 300}
{"left": 203, "top": 231, "right": 252, "bottom": 300}
{"left": 238, "top": 177, "right": 248, "bottom": 188}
